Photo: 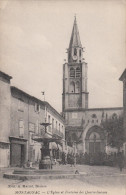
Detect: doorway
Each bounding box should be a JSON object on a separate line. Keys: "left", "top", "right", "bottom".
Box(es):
{"left": 10, "top": 143, "right": 25, "bottom": 167}
{"left": 85, "top": 126, "right": 106, "bottom": 154}
{"left": 89, "top": 142, "right": 101, "bottom": 154}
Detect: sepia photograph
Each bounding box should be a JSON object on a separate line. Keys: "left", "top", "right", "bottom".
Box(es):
{"left": 0, "top": 0, "right": 126, "bottom": 195}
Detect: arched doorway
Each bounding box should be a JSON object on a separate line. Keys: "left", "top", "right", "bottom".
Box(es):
{"left": 88, "top": 132, "right": 101, "bottom": 154}
{"left": 85, "top": 126, "right": 106, "bottom": 154}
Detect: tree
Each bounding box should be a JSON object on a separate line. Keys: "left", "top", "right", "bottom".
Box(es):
{"left": 101, "top": 115, "right": 124, "bottom": 151}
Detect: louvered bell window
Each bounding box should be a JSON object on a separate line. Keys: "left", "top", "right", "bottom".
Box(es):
{"left": 76, "top": 67, "right": 81, "bottom": 78}
{"left": 70, "top": 68, "right": 75, "bottom": 78}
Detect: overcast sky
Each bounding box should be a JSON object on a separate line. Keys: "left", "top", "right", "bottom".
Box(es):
{"left": 0, "top": 0, "right": 126, "bottom": 113}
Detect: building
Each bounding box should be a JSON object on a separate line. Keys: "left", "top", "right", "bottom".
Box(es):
{"left": 0, "top": 17, "right": 124, "bottom": 168}
{"left": 62, "top": 17, "right": 123, "bottom": 154}
{"left": 119, "top": 69, "right": 126, "bottom": 156}
{"left": 0, "top": 72, "right": 12, "bottom": 167}
{"left": 0, "top": 71, "right": 65, "bottom": 167}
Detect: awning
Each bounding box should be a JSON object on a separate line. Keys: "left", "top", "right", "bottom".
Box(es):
{"left": 57, "top": 144, "right": 62, "bottom": 151}
{"left": 9, "top": 136, "right": 27, "bottom": 145}
{"left": 50, "top": 142, "right": 62, "bottom": 151}
{"left": 50, "top": 142, "right": 57, "bottom": 150}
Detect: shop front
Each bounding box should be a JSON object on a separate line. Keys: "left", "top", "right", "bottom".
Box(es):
{"left": 9, "top": 137, "right": 27, "bottom": 167}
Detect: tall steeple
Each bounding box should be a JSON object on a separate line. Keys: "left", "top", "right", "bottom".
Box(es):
{"left": 62, "top": 16, "right": 88, "bottom": 113}
{"left": 69, "top": 16, "right": 82, "bottom": 48}
{"left": 68, "top": 16, "right": 83, "bottom": 63}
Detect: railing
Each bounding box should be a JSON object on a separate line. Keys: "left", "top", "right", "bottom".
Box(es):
{"left": 52, "top": 128, "right": 64, "bottom": 138}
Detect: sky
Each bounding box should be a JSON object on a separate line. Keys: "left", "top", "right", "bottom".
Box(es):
{"left": 0, "top": 0, "right": 126, "bottom": 113}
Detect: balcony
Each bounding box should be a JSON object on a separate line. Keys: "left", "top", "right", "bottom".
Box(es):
{"left": 31, "top": 128, "right": 64, "bottom": 142}
{"left": 52, "top": 128, "right": 64, "bottom": 139}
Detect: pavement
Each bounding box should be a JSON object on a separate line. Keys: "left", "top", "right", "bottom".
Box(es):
{"left": 0, "top": 164, "right": 126, "bottom": 195}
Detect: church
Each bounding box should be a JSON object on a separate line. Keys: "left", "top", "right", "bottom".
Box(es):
{"left": 62, "top": 17, "right": 123, "bottom": 154}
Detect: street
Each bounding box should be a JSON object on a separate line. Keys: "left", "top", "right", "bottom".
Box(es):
{"left": 0, "top": 164, "right": 126, "bottom": 195}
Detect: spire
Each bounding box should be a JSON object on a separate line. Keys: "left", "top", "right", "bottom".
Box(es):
{"left": 69, "top": 16, "right": 82, "bottom": 48}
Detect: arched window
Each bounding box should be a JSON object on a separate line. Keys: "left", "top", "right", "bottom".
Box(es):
{"left": 76, "top": 67, "right": 81, "bottom": 78}
{"left": 76, "top": 81, "right": 80, "bottom": 93}
{"left": 79, "top": 49, "right": 81, "bottom": 57}
{"left": 74, "top": 48, "right": 77, "bottom": 55}
{"left": 70, "top": 81, "right": 75, "bottom": 93}
{"left": 70, "top": 67, "right": 75, "bottom": 78}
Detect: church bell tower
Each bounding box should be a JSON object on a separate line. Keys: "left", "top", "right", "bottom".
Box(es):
{"left": 62, "top": 17, "right": 89, "bottom": 113}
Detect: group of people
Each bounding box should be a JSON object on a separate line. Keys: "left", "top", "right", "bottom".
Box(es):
{"left": 62, "top": 152, "right": 76, "bottom": 166}
{"left": 60, "top": 151, "right": 125, "bottom": 171}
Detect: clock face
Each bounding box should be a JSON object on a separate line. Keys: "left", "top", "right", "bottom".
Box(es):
{"left": 72, "top": 55, "right": 77, "bottom": 61}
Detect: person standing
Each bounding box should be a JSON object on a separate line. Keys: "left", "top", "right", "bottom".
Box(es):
{"left": 62, "top": 152, "right": 66, "bottom": 165}
{"left": 70, "top": 153, "right": 74, "bottom": 167}
{"left": 117, "top": 152, "right": 124, "bottom": 172}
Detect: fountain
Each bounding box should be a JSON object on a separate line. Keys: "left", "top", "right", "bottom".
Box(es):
{"left": 33, "top": 120, "right": 62, "bottom": 169}
{"left": 3, "top": 106, "right": 86, "bottom": 180}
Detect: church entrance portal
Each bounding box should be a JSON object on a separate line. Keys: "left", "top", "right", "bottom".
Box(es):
{"left": 85, "top": 126, "right": 106, "bottom": 154}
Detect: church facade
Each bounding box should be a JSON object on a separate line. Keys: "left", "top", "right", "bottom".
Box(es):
{"left": 62, "top": 17, "right": 123, "bottom": 154}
